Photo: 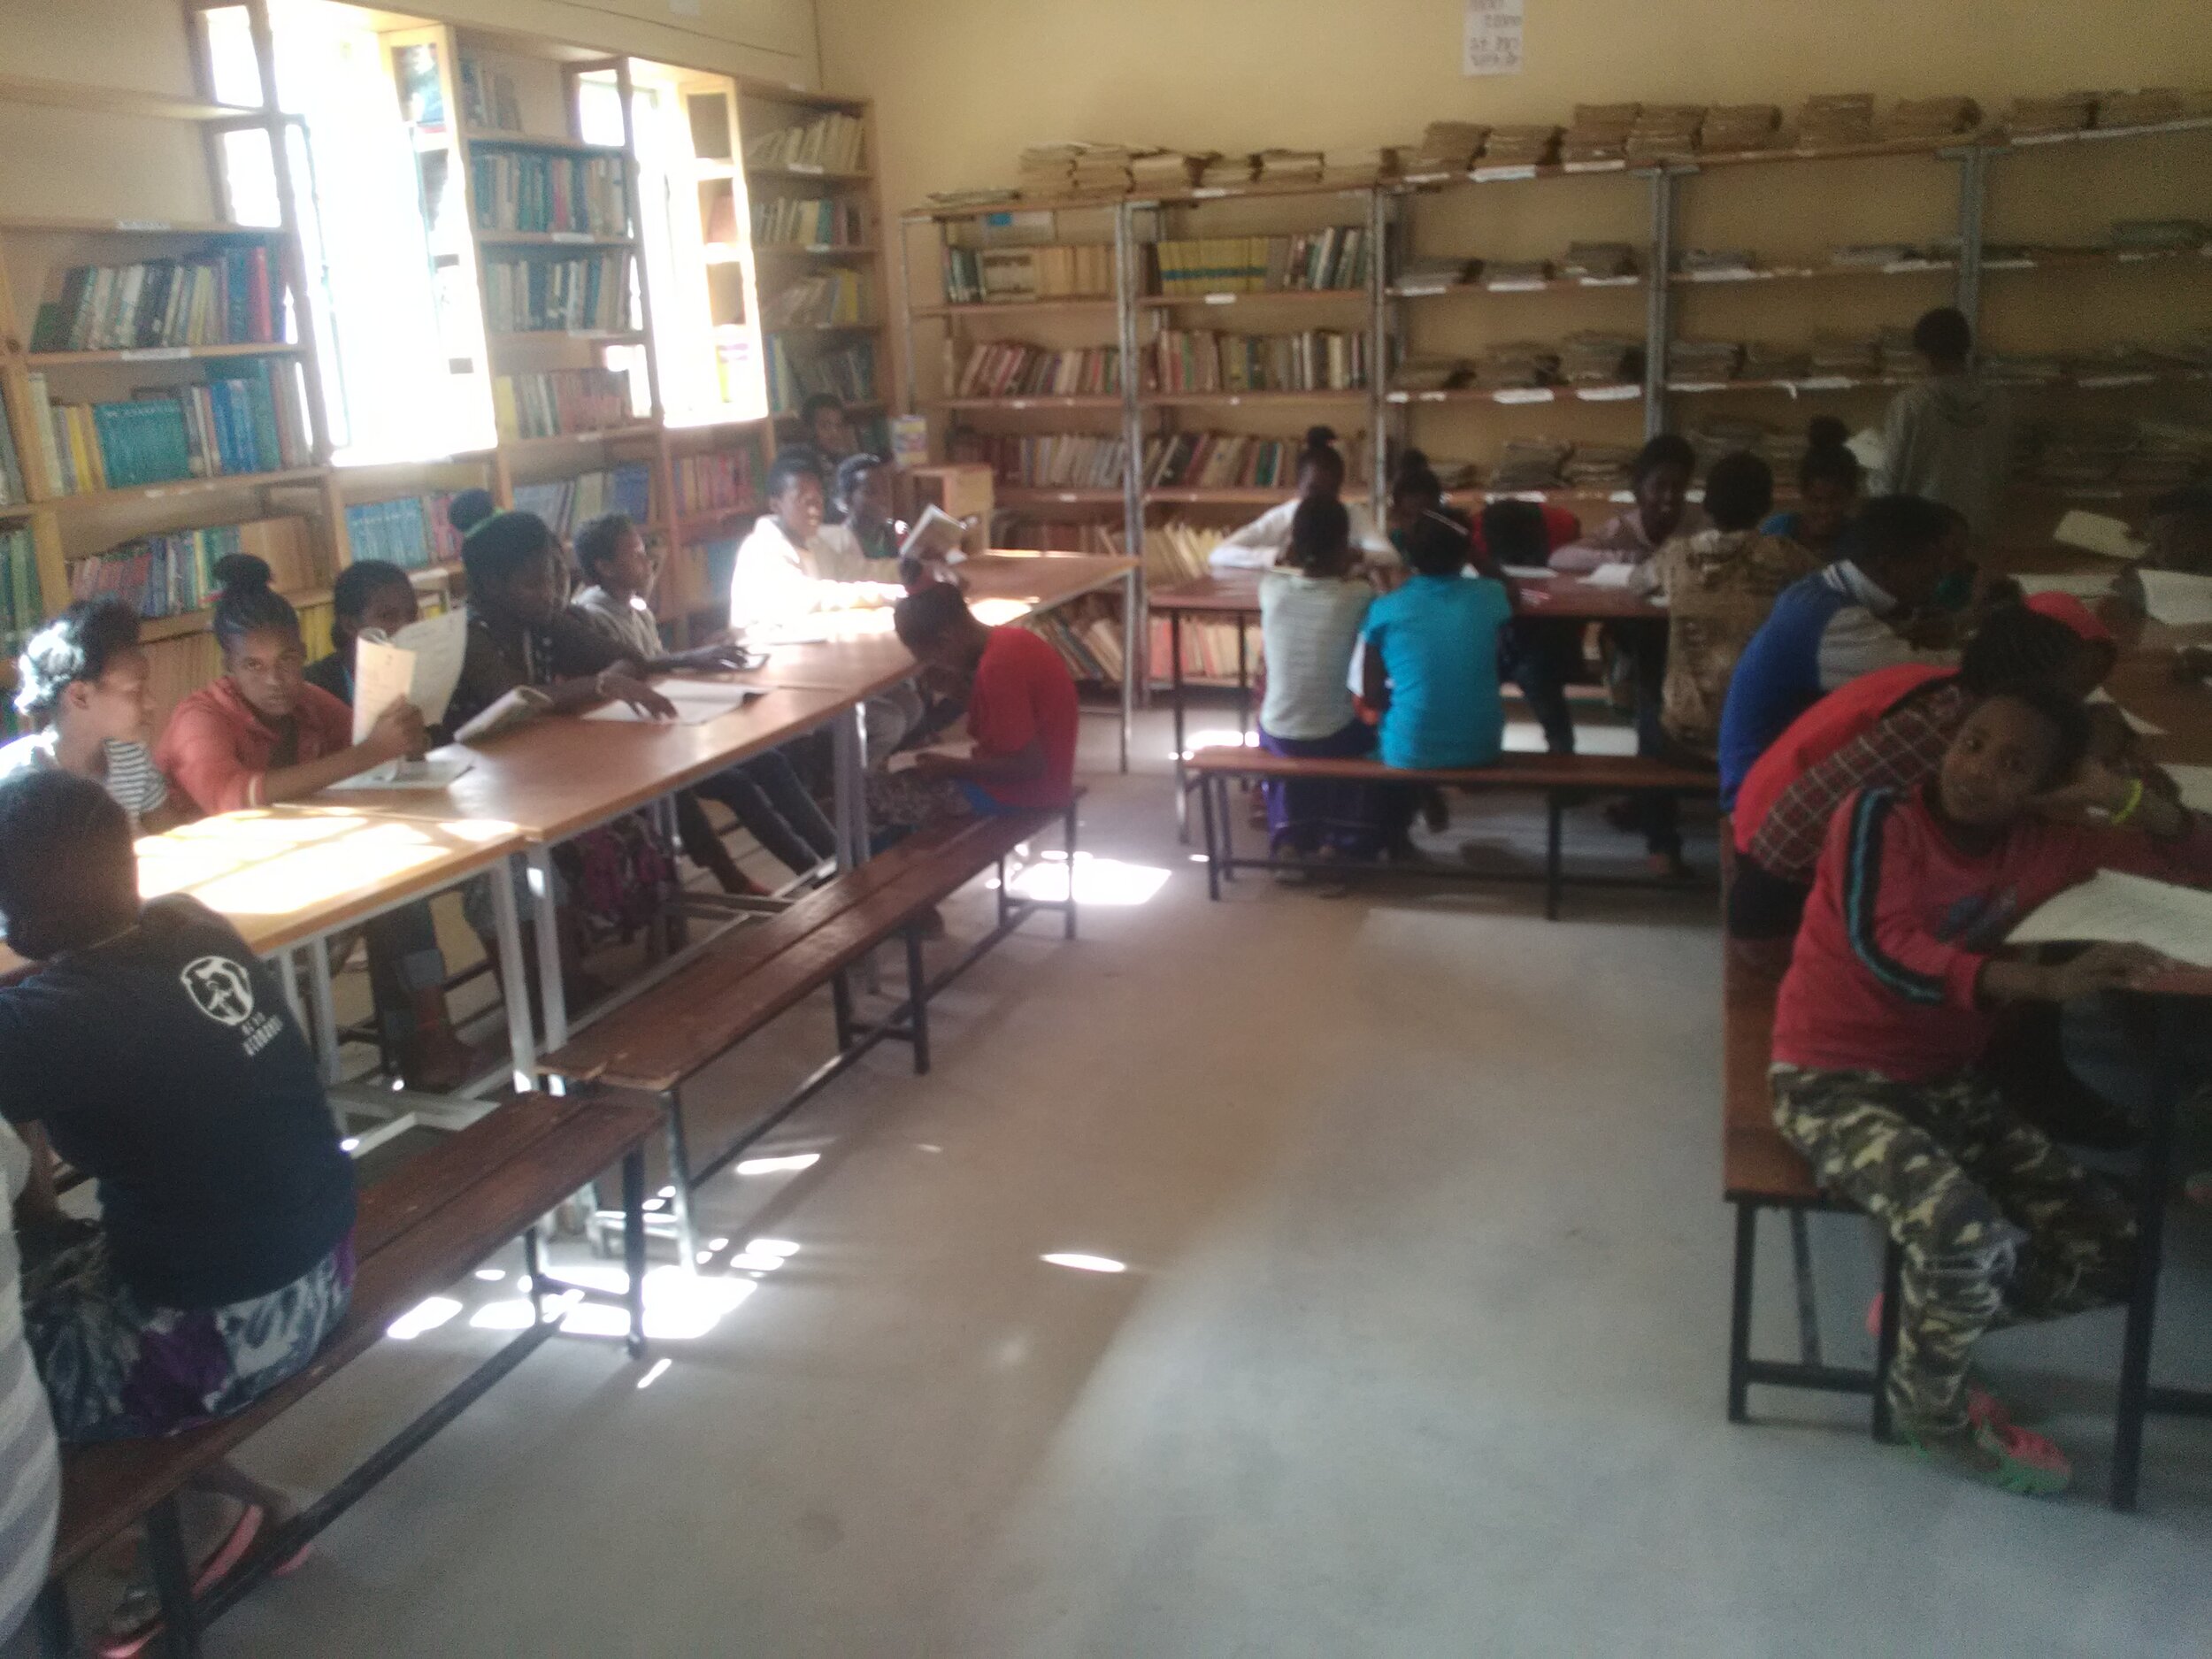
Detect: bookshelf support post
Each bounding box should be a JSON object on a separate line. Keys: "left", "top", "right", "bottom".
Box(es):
{"left": 1366, "top": 184, "right": 1389, "bottom": 526}
{"left": 1950, "top": 144, "right": 1987, "bottom": 331}
{"left": 1642, "top": 167, "right": 1678, "bottom": 442}
{"left": 1113, "top": 199, "right": 1145, "bottom": 588}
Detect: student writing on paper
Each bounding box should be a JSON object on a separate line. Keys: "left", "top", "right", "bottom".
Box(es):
{"left": 0, "top": 772, "right": 355, "bottom": 1648}
{"left": 1206, "top": 426, "right": 1394, "bottom": 572}
{"left": 1716, "top": 495, "right": 1962, "bottom": 806}
{"left": 1762, "top": 416, "right": 1863, "bottom": 560}
{"left": 1873, "top": 307, "right": 2010, "bottom": 538}
{"left": 157, "top": 558, "right": 476, "bottom": 1088}
{"left": 570, "top": 512, "right": 836, "bottom": 891}
{"left": 1770, "top": 682, "right": 2212, "bottom": 1495}
{"left": 3, "top": 600, "right": 184, "bottom": 833}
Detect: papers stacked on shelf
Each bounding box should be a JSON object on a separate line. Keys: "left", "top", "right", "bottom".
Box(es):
{"left": 1562, "top": 242, "right": 1640, "bottom": 279}
{"left": 1669, "top": 339, "right": 1745, "bottom": 382}
{"left": 1884, "top": 96, "right": 1982, "bottom": 138}
{"left": 1406, "top": 122, "right": 1489, "bottom": 176}
{"left": 1482, "top": 258, "right": 1553, "bottom": 289}
{"left": 1678, "top": 248, "right": 1759, "bottom": 279}
{"left": 2004, "top": 92, "right": 2096, "bottom": 135}
{"left": 1562, "top": 104, "right": 1636, "bottom": 165}
{"left": 1561, "top": 444, "right": 1639, "bottom": 488}
{"left": 1255, "top": 149, "right": 1325, "bottom": 181}
{"left": 1702, "top": 104, "right": 1782, "bottom": 151}
{"left": 1741, "top": 342, "right": 1811, "bottom": 381}
{"left": 1627, "top": 104, "right": 1705, "bottom": 159}
{"left": 1470, "top": 342, "right": 1558, "bottom": 390}
{"left": 1395, "top": 255, "right": 1473, "bottom": 294}
{"left": 1559, "top": 332, "right": 1642, "bottom": 383}
{"left": 1487, "top": 439, "right": 1571, "bottom": 492}
{"left": 1479, "top": 126, "right": 1561, "bottom": 167}
{"left": 2095, "top": 88, "right": 2187, "bottom": 127}
{"left": 1132, "top": 150, "right": 1209, "bottom": 189}
{"left": 1808, "top": 330, "right": 1879, "bottom": 376}
{"left": 1797, "top": 93, "right": 1877, "bottom": 149}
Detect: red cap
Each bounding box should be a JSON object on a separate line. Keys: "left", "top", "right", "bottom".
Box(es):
{"left": 2022, "top": 589, "right": 2113, "bottom": 645}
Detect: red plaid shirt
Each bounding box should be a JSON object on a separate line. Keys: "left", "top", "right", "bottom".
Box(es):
{"left": 1747, "top": 684, "right": 1969, "bottom": 883}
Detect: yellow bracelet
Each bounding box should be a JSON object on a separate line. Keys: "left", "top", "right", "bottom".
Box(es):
{"left": 2110, "top": 776, "right": 2146, "bottom": 827}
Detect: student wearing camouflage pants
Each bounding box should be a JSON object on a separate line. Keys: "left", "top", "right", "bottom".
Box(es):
{"left": 1770, "top": 1066, "right": 2135, "bottom": 1437}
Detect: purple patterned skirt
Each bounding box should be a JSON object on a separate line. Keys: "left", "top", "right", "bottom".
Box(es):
{"left": 1258, "top": 721, "right": 1380, "bottom": 857}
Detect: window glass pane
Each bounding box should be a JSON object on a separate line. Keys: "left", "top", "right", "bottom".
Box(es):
{"left": 202, "top": 7, "right": 265, "bottom": 109}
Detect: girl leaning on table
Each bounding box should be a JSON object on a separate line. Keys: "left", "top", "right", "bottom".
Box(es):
{"left": 0, "top": 768, "right": 357, "bottom": 1655}
{"left": 1206, "top": 426, "right": 1394, "bottom": 573}
{"left": 153, "top": 557, "right": 476, "bottom": 1090}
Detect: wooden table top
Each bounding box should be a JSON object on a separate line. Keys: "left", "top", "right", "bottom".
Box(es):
{"left": 1148, "top": 568, "right": 1662, "bottom": 623}
{"left": 304, "top": 682, "right": 858, "bottom": 842}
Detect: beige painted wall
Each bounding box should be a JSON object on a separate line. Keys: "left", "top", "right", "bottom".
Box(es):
{"left": 819, "top": 0, "right": 2212, "bottom": 469}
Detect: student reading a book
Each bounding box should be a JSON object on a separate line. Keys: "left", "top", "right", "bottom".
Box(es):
{"left": 1728, "top": 596, "right": 2118, "bottom": 948}
{"left": 864, "top": 583, "right": 1079, "bottom": 840}
{"left": 1762, "top": 416, "right": 1863, "bottom": 558}
{"left": 157, "top": 557, "right": 477, "bottom": 1087}
{"left": 306, "top": 560, "right": 419, "bottom": 704}
{"left": 3, "top": 599, "right": 184, "bottom": 833}
{"left": 0, "top": 771, "right": 356, "bottom": 1643}
{"left": 1715, "top": 494, "right": 1962, "bottom": 805}
{"left": 1770, "top": 683, "right": 2212, "bottom": 1494}
{"left": 1360, "top": 515, "right": 1512, "bottom": 861}
{"left": 1257, "top": 497, "right": 1378, "bottom": 874}
{"left": 570, "top": 512, "right": 837, "bottom": 889}
{"left": 1873, "top": 307, "right": 2010, "bottom": 538}
{"left": 1207, "top": 426, "right": 1394, "bottom": 572}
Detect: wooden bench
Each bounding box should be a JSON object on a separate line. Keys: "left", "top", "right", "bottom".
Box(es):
{"left": 539, "top": 798, "right": 1079, "bottom": 1265}
{"left": 1719, "top": 873, "right": 1901, "bottom": 1436}
{"left": 34, "top": 1092, "right": 661, "bottom": 1659}
{"left": 1186, "top": 747, "right": 1717, "bottom": 918}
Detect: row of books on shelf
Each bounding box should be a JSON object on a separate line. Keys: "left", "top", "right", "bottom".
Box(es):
{"left": 979, "top": 427, "right": 1358, "bottom": 495}
{"left": 763, "top": 269, "right": 872, "bottom": 329}
{"left": 29, "top": 248, "right": 279, "bottom": 354}
{"left": 513, "top": 464, "right": 651, "bottom": 541}
{"left": 745, "top": 111, "right": 865, "bottom": 174}
{"left": 455, "top": 52, "right": 526, "bottom": 134}
{"left": 1024, "top": 597, "right": 1125, "bottom": 684}
{"left": 1152, "top": 329, "right": 1366, "bottom": 393}
{"left": 343, "top": 494, "right": 467, "bottom": 572}
{"left": 673, "top": 449, "right": 759, "bottom": 516}
{"left": 953, "top": 341, "right": 1122, "bottom": 399}
{"left": 654, "top": 541, "right": 721, "bottom": 616}
{"left": 987, "top": 432, "right": 1129, "bottom": 492}
{"left": 492, "top": 369, "right": 634, "bottom": 440}
{"left": 753, "top": 196, "right": 867, "bottom": 249}
{"left": 471, "top": 151, "right": 627, "bottom": 237}
{"left": 0, "top": 408, "right": 27, "bottom": 506}
{"left": 68, "top": 517, "right": 322, "bottom": 622}
{"left": 0, "top": 527, "right": 46, "bottom": 657}
{"left": 941, "top": 244, "right": 1115, "bottom": 304}
{"left": 765, "top": 336, "right": 877, "bottom": 413}
{"left": 480, "top": 252, "right": 632, "bottom": 334}
{"left": 1151, "top": 230, "right": 1370, "bottom": 296}
{"left": 30, "top": 362, "right": 307, "bottom": 495}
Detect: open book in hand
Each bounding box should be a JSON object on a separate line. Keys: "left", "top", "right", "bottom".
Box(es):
{"left": 898, "top": 503, "right": 972, "bottom": 565}
{"left": 452, "top": 686, "right": 553, "bottom": 744}
{"left": 2007, "top": 869, "right": 2212, "bottom": 968}
{"left": 351, "top": 607, "right": 470, "bottom": 742}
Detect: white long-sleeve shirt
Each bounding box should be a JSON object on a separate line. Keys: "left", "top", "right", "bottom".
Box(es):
{"left": 730, "top": 516, "right": 906, "bottom": 638}
{"left": 1206, "top": 498, "right": 1395, "bottom": 572}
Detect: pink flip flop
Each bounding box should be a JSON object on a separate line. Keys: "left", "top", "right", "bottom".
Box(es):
{"left": 98, "top": 1505, "right": 265, "bottom": 1659}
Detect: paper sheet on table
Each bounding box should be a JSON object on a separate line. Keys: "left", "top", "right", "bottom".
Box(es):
{"left": 2086, "top": 687, "right": 2166, "bottom": 736}
{"left": 2014, "top": 572, "right": 2117, "bottom": 600}
{"left": 2053, "top": 510, "right": 2144, "bottom": 560}
{"left": 350, "top": 609, "right": 469, "bottom": 740}
{"left": 2007, "top": 869, "right": 2212, "bottom": 968}
{"left": 2163, "top": 764, "right": 2212, "bottom": 816}
{"left": 1501, "top": 565, "right": 1554, "bottom": 580}
{"left": 581, "top": 680, "right": 767, "bottom": 725}
{"left": 2139, "top": 570, "right": 2212, "bottom": 628}
{"left": 1581, "top": 563, "right": 1638, "bottom": 588}
{"left": 324, "top": 757, "right": 476, "bottom": 791}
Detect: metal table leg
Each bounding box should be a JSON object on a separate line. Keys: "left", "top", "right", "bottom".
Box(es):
{"left": 1119, "top": 565, "right": 1140, "bottom": 774}
{"left": 1235, "top": 613, "right": 1250, "bottom": 740}
{"left": 306, "top": 937, "right": 342, "bottom": 1086}
{"left": 487, "top": 856, "right": 536, "bottom": 1095}
{"left": 2110, "top": 993, "right": 2190, "bottom": 1509}
{"left": 833, "top": 701, "right": 867, "bottom": 871}
{"left": 526, "top": 846, "right": 568, "bottom": 1056}
{"left": 1171, "top": 609, "right": 1189, "bottom": 841}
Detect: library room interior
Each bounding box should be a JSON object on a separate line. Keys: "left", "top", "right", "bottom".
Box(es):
{"left": 4, "top": 0, "right": 2212, "bottom": 1653}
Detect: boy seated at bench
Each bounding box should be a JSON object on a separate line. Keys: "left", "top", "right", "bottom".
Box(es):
{"left": 866, "top": 584, "right": 1078, "bottom": 840}
{"left": 0, "top": 771, "right": 357, "bottom": 1647}
{"left": 1360, "top": 514, "right": 1511, "bottom": 861}
{"left": 1769, "top": 682, "right": 2212, "bottom": 1494}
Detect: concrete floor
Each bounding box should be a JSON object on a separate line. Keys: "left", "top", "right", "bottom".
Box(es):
{"left": 111, "top": 705, "right": 2212, "bottom": 1655}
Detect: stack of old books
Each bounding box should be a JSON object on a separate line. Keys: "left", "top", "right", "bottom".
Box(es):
{"left": 1983, "top": 351, "right": 2068, "bottom": 383}
{"left": 1197, "top": 153, "right": 1257, "bottom": 189}
{"left": 1394, "top": 254, "right": 1474, "bottom": 294}
{"left": 1254, "top": 148, "right": 1325, "bottom": 182}
{"left": 1561, "top": 242, "right": 1639, "bottom": 280}
{"left": 1404, "top": 121, "right": 1488, "bottom": 178}
{"left": 1326, "top": 148, "right": 1397, "bottom": 180}
{"left": 1740, "top": 341, "right": 1810, "bottom": 382}
{"left": 1488, "top": 437, "right": 1572, "bottom": 492}
{"left": 1132, "top": 150, "right": 1207, "bottom": 191}
{"left": 1018, "top": 143, "right": 1086, "bottom": 196}
{"left": 1471, "top": 342, "right": 1558, "bottom": 390}
{"left": 1561, "top": 443, "right": 1639, "bottom": 490}
{"left": 1669, "top": 338, "right": 1745, "bottom": 383}
{"left": 1797, "top": 93, "right": 1877, "bottom": 150}
{"left": 1018, "top": 143, "right": 1137, "bottom": 197}
{"left": 1394, "top": 357, "right": 1467, "bottom": 393}
{"left": 1687, "top": 418, "right": 1770, "bottom": 473}
{"left": 1561, "top": 104, "right": 1637, "bottom": 165}
{"left": 2116, "top": 420, "right": 2212, "bottom": 488}
{"left": 2112, "top": 219, "right": 2210, "bottom": 251}
{"left": 1883, "top": 96, "right": 1981, "bottom": 140}
{"left": 1701, "top": 104, "right": 1782, "bottom": 153}
{"left": 1482, "top": 258, "right": 1553, "bottom": 288}
{"left": 2004, "top": 92, "right": 2096, "bottom": 136}
{"left": 928, "top": 187, "right": 1020, "bottom": 210}
{"left": 1627, "top": 104, "right": 1705, "bottom": 159}
{"left": 1678, "top": 247, "right": 1759, "bottom": 280}
{"left": 2096, "top": 88, "right": 2187, "bottom": 127}
{"left": 1558, "top": 332, "right": 1641, "bottom": 384}
{"left": 1829, "top": 242, "right": 1924, "bottom": 269}
{"left": 1481, "top": 125, "right": 1562, "bottom": 167}
{"left": 1809, "top": 330, "right": 1879, "bottom": 378}
{"left": 1071, "top": 145, "right": 1137, "bottom": 194}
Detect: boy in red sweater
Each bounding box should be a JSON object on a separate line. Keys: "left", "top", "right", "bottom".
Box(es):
{"left": 1771, "top": 681, "right": 2212, "bottom": 1494}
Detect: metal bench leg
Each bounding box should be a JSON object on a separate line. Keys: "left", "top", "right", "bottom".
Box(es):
{"left": 996, "top": 856, "right": 1010, "bottom": 926}
{"left": 831, "top": 968, "right": 855, "bottom": 1051}
{"left": 32, "top": 1578, "right": 72, "bottom": 1658}
{"left": 663, "top": 1090, "right": 700, "bottom": 1270}
{"left": 1063, "top": 800, "right": 1079, "bottom": 941}
{"left": 146, "top": 1494, "right": 202, "bottom": 1658}
{"left": 621, "top": 1147, "right": 649, "bottom": 1361}
{"left": 1201, "top": 772, "right": 1221, "bottom": 901}
{"left": 904, "top": 926, "right": 932, "bottom": 1076}
{"left": 1545, "top": 791, "right": 1564, "bottom": 922}
{"left": 1727, "top": 1201, "right": 1757, "bottom": 1424}
{"left": 1217, "top": 777, "right": 1236, "bottom": 884}
{"left": 1871, "top": 1237, "right": 1903, "bottom": 1442}
{"left": 524, "top": 1226, "right": 547, "bottom": 1322}
{"left": 1788, "top": 1208, "right": 1822, "bottom": 1367}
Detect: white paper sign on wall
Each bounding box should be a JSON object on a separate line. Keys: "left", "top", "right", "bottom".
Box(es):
{"left": 1463, "top": 0, "right": 1524, "bottom": 76}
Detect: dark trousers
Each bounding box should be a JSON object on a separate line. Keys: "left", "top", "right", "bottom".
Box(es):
{"left": 1612, "top": 618, "right": 1683, "bottom": 856}
{"left": 691, "top": 747, "right": 841, "bottom": 878}
{"left": 1501, "top": 618, "right": 1580, "bottom": 756}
